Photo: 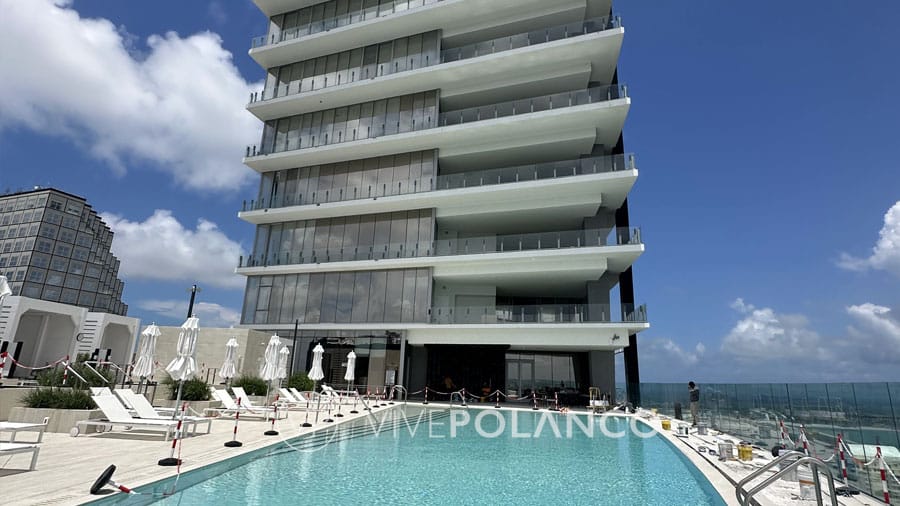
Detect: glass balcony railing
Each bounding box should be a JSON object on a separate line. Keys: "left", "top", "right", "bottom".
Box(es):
{"left": 240, "top": 153, "right": 635, "bottom": 212}
{"left": 249, "top": 16, "right": 621, "bottom": 104}
{"left": 237, "top": 226, "right": 642, "bottom": 268}
{"left": 246, "top": 84, "right": 627, "bottom": 157}
{"left": 251, "top": 0, "right": 444, "bottom": 50}
{"left": 429, "top": 303, "right": 648, "bottom": 324}
{"left": 637, "top": 382, "right": 900, "bottom": 501}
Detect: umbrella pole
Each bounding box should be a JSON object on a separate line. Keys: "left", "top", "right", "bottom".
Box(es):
{"left": 350, "top": 382, "right": 358, "bottom": 414}
{"left": 335, "top": 385, "right": 344, "bottom": 418}
{"left": 171, "top": 380, "right": 184, "bottom": 420}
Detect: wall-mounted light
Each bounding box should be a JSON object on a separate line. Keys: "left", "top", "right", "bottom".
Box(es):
{"left": 611, "top": 334, "right": 621, "bottom": 341}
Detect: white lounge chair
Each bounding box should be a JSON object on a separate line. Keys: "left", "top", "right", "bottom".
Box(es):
{"left": 72, "top": 395, "right": 195, "bottom": 440}
{"left": 114, "top": 389, "right": 212, "bottom": 434}
{"left": 206, "top": 390, "right": 285, "bottom": 419}
{"left": 0, "top": 417, "right": 49, "bottom": 443}
{"left": 289, "top": 388, "right": 319, "bottom": 403}
{"left": 0, "top": 443, "right": 40, "bottom": 471}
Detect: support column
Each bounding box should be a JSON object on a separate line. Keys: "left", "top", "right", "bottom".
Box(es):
{"left": 617, "top": 200, "right": 640, "bottom": 406}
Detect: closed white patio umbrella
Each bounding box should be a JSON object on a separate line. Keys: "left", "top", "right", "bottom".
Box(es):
{"left": 165, "top": 316, "right": 199, "bottom": 416}
{"left": 133, "top": 324, "right": 160, "bottom": 390}
{"left": 259, "top": 334, "right": 282, "bottom": 436}
{"left": 218, "top": 337, "right": 239, "bottom": 385}
{"left": 304, "top": 344, "right": 325, "bottom": 426}
{"left": 276, "top": 346, "right": 290, "bottom": 383}
{"left": 344, "top": 350, "right": 357, "bottom": 414}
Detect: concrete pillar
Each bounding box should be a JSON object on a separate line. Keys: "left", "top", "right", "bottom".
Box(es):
{"left": 588, "top": 350, "right": 615, "bottom": 398}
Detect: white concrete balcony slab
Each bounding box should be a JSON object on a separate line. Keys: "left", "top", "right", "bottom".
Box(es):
{"left": 244, "top": 87, "right": 629, "bottom": 173}
{"left": 235, "top": 239, "right": 644, "bottom": 284}
{"left": 238, "top": 154, "right": 636, "bottom": 225}
{"left": 250, "top": 0, "right": 589, "bottom": 66}
{"left": 247, "top": 20, "right": 623, "bottom": 120}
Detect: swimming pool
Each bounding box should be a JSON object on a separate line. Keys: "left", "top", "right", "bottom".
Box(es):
{"left": 91, "top": 407, "right": 725, "bottom": 505}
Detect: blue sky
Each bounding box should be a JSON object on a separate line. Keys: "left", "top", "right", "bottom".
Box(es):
{"left": 1, "top": 0, "right": 898, "bottom": 382}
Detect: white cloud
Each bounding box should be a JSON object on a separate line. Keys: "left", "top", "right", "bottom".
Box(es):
{"left": 102, "top": 209, "right": 246, "bottom": 289}
{"left": 0, "top": 0, "right": 261, "bottom": 192}
{"left": 636, "top": 338, "right": 707, "bottom": 382}
{"left": 207, "top": 1, "right": 228, "bottom": 25}
{"left": 845, "top": 303, "right": 900, "bottom": 365}
{"left": 137, "top": 299, "right": 240, "bottom": 327}
{"left": 720, "top": 298, "right": 830, "bottom": 362}
{"left": 838, "top": 201, "right": 900, "bottom": 278}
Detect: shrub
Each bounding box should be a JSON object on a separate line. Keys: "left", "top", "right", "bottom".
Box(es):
{"left": 36, "top": 363, "right": 115, "bottom": 390}
{"left": 287, "top": 372, "right": 314, "bottom": 392}
{"left": 230, "top": 375, "right": 268, "bottom": 396}
{"left": 22, "top": 388, "right": 96, "bottom": 410}
{"left": 161, "top": 377, "right": 212, "bottom": 401}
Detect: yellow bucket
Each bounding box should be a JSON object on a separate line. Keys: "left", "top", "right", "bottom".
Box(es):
{"left": 738, "top": 444, "right": 753, "bottom": 461}
{"left": 661, "top": 419, "right": 671, "bottom": 431}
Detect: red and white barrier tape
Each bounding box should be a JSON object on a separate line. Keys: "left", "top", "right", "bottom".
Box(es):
{"left": 0, "top": 352, "right": 68, "bottom": 371}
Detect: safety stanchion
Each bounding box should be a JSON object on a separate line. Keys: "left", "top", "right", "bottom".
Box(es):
{"left": 799, "top": 424, "right": 809, "bottom": 456}
{"left": 551, "top": 392, "right": 559, "bottom": 411}
{"left": 264, "top": 395, "right": 279, "bottom": 436}
{"left": 323, "top": 395, "right": 335, "bottom": 423}
{"left": 423, "top": 386, "right": 429, "bottom": 405}
{"left": 90, "top": 465, "right": 135, "bottom": 495}
{"left": 61, "top": 356, "right": 70, "bottom": 386}
{"left": 495, "top": 391, "right": 501, "bottom": 409}
{"left": 335, "top": 390, "right": 344, "bottom": 418}
{"left": 302, "top": 394, "right": 313, "bottom": 428}
{"left": 532, "top": 392, "right": 538, "bottom": 411}
{"left": 225, "top": 398, "right": 243, "bottom": 447}
{"left": 159, "top": 402, "right": 187, "bottom": 466}
{"left": 877, "top": 446, "right": 891, "bottom": 505}
{"left": 0, "top": 351, "right": 7, "bottom": 381}
{"left": 460, "top": 388, "right": 467, "bottom": 407}
{"left": 838, "top": 434, "right": 849, "bottom": 484}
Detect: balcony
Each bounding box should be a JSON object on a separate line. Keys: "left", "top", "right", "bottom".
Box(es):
{"left": 237, "top": 226, "right": 641, "bottom": 268}
{"left": 244, "top": 85, "right": 629, "bottom": 172}
{"left": 248, "top": 16, "right": 622, "bottom": 115}
{"left": 429, "top": 303, "right": 648, "bottom": 324}
{"left": 251, "top": 0, "right": 445, "bottom": 50}
{"left": 241, "top": 153, "right": 635, "bottom": 213}
{"left": 248, "top": 0, "right": 588, "bottom": 68}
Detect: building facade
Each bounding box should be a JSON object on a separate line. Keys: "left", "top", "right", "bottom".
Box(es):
{"left": 237, "top": 0, "right": 648, "bottom": 400}
{"left": 0, "top": 188, "right": 127, "bottom": 315}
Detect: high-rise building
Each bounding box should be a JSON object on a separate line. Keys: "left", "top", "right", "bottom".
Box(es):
{"left": 238, "top": 0, "right": 648, "bottom": 400}
{"left": 0, "top": 188, "right": 127, "bottom": 315}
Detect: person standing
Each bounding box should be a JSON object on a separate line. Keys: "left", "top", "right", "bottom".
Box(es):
{"left": 688, "top": 381, "right": 700, "bottom": 426}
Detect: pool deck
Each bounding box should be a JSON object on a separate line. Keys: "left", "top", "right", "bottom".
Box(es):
{"left": 0, "top": 402, "right": 887, "bottom": 506}
{"left": 638, "top": 411, "right": 885, "bottom": 506}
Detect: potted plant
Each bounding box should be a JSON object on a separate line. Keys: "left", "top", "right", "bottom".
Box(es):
{"left": 8, "top": 361, "right": 111, "bottom": 433}
{"left": 159, "top": 376, "right": 219, "bottom": 414}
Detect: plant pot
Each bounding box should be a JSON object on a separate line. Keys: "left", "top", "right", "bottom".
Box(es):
{"left": 8, "top": 406, "right": 104, "bottom": 433}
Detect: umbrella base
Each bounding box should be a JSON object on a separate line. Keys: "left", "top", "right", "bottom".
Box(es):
{"left": 350, "top": 410, "right": 359, "bottom": 414}
{"left": 224, "top": 440, "right": 243, "bottom": 447}
{"left": 323, "top": 418, "right": 334, "bottom": 423}
{"left": 158, "top": 457, "right": 181, "bottom": 467}
{"left": 335, "top": 413, "right": 344, "bottom": 417}
{"left": 301, "top": 422, "right": 312, "bottom": 427}
{"left": 264, "top": 430, "right": 279, "bottom": 436}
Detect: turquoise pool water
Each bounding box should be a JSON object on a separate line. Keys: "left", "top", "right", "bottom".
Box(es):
{"left": 94, "top": 407, "right": 725, "bottom": 505}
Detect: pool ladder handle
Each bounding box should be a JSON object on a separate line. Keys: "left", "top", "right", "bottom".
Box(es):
{"left": 392, "top": 385, "right": 408, "bottom": 405}
{"left": 735, "top": 450, "right": 838, "bottom": 506}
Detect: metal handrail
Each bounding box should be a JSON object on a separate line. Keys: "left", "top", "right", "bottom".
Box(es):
{"left": 736, "top": 451, "right": 838, "bottom": 506}
{"left": 392, "top": 385, "right": 408, "bottom": 404}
